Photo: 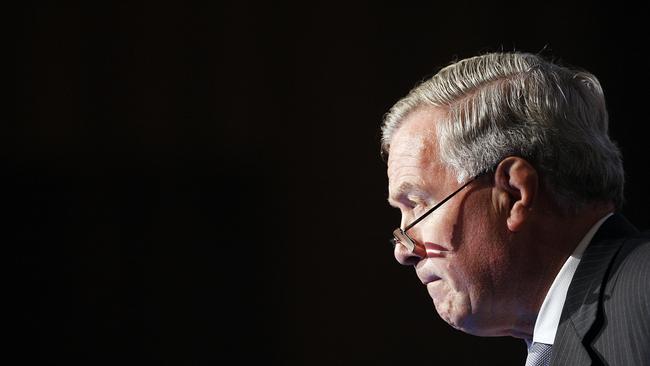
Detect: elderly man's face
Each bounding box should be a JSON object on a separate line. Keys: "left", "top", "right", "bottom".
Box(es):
{"left": 387, "top": 107, "right": 514, "bottom": 336}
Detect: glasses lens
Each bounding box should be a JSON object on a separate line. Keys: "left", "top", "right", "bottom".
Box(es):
{"left": 392, "top": 228, "right": 415, "bottom": 252}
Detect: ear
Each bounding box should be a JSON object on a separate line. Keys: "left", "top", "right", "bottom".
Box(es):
{"left": 493, "top": 157, "right": 538, "bottom": 232}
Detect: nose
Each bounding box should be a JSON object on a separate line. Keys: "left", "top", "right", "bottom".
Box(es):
{"left": 394, "top": 240, "right": 426, "bottom": 266}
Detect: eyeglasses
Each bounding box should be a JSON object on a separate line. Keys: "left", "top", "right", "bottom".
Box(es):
{"left": 390, "top": 175, "right": 481, "bottom": 255}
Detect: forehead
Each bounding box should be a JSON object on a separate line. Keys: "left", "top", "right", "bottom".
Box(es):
{"left": 386, "top": 107, "right": 443, "bottom": 177}
{"left": 386, "top": 107, "right": 451, "bottom": 202}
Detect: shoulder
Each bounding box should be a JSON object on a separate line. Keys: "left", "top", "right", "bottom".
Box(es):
{"left": 607, "top": 230, "right": 650, "bottom": 298}
{"left": 592, "top": 231, "right": 650, "bottom": 363}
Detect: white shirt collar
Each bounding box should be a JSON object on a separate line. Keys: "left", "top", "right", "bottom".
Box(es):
{"left": 531, "top": 213, "right": 613, "bottom": 345}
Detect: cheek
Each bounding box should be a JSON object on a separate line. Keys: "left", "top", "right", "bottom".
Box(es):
{"left": 444, "top": 251, "right": 481, "bottom": 297}
{"left": 452, "top": 196, "right": 505, "bottom": 270}
{"left": 419, "top": 203, "right": 498, "bottom": 293}
{"left": 446, "top": 216, "right": 504, "bottom": 303}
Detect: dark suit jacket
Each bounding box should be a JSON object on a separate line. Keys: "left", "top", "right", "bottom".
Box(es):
{"left": 550, "top": 214, "right": 650, "bottom": 365}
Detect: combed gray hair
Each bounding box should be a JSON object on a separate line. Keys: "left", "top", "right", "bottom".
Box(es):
{"left": 381, "top": 52, "right": 624, "bottom": 212}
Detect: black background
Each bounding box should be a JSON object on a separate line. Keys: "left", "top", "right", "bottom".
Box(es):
{"left": 13, "top": 2, "right": 649, "bottom": 365}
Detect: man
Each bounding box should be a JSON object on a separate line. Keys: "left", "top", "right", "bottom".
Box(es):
{"left": 382, "top": 52, "right": 649, "bottom": 365}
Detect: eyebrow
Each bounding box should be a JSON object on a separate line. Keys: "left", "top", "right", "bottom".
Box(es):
{"left": 387, "top": 182, "right": 429, "bottom": 207}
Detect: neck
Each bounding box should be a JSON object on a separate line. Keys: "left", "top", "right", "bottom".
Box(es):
{"left": 504, "top": 203, "right": 614, "bottom": 339}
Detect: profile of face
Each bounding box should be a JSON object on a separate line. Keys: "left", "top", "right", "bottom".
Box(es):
{"left": 387, "top": 107, "right": 518, "bottom": 336}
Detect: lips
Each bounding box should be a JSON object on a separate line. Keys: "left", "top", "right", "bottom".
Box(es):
{"left": 415, "top": 243, "right": 447, "bottom": 285}
{"left": 420, "top": 275, "right": 441, "bottom": 285}
{"left": 415, "top": 260, "right": 443, "bottom": 285}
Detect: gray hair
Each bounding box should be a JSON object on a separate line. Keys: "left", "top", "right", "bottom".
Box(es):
{"left": 381, "top": 52, "right": 624, "bottom": 212}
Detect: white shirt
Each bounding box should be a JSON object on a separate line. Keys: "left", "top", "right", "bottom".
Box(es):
{"left": 530, "top": 213, "right": 614, "bottom": 346}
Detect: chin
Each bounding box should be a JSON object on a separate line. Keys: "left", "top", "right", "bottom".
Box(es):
{"left": 434, "top": 303, "right": 502, "bottom": 337}
{"left": 434, "top": 301, "right": 470, "bottom": 331}
{"left": 441, "top": 315, "right": 503, "bottom": 336}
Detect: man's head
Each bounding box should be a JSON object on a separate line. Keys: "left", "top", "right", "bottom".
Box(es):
{"left": 383, "top": 52, "right": 624, "bottom": 213}
{"left": 382, "top": 52, "right": 624, "bottom": 338}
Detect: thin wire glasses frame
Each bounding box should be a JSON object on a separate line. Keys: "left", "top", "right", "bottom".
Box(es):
{"left": 391, "top": 173, "right": 484, "bottom": 254}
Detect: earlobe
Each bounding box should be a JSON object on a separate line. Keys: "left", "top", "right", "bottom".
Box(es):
{"left": 493, "top": 157, "right": 538, "bottom": 232}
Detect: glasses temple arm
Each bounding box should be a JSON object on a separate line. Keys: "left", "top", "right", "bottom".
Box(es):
{"left": 403, "top": 178, "right": 476, "bottom": 232}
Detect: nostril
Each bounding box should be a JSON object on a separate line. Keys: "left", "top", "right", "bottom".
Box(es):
{"left": 394, "top": 243, "right": 425, "bottom": 266}
{"left": 402, "top": 256, "right": 420, "bottom": 266}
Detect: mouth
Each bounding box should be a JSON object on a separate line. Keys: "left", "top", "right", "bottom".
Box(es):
{"left": 421, "top": 275, "right": 441, "bottom": 285}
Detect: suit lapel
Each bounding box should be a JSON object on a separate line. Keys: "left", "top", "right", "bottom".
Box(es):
{"left": 550, "top": 214, "right": 638, "bottom": 365}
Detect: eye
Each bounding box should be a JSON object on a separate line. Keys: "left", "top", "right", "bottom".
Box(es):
{"left": 413, "top": 200, "right": 433, "bottom": 216}
{"left": 401, "top": 199, "right": 420, "bottom": 211}
{"left": 407, "top": 197, "right": 424, "bottom": 210}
